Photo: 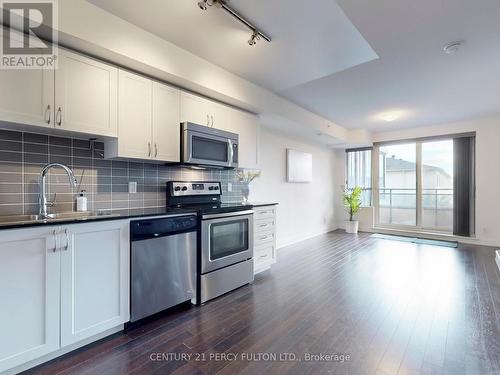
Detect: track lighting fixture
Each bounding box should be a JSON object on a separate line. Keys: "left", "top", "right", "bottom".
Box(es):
{"left": 248, "top": 30, "right": 260, "bottom": 46}
{"left": 196, "top": 0, "right": 271, "bottom": 46}
{"left": 197, "top": 0, "right": 208, "bottom": 10}
{"left": 197, "top": 0, "right": 223, "bottom": 10}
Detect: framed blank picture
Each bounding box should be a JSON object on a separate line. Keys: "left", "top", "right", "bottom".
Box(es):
{"left": 287, "top": 149, "right": 312, "bottom": 182}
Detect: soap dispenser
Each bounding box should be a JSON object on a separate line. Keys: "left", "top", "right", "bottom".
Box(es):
{"left": 76, "top": 190, "right": 88, "bottom": 212}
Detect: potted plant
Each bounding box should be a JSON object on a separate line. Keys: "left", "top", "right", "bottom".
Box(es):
{"left": 342, "top": 186, "right": 362, "bottom": 234}
{"left": 235, "top": 170, "right": 261, "bottom": 203}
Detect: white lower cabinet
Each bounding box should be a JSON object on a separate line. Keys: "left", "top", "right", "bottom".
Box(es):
{"left": 60, "top": 220, "right": 130, "bottom": 346}
{"left": 0, "top": 227, "right": 60, "bottom": 373}
{"left": 253, "top": 205, "right": 278, "bottom": 274}
{"left": 0, "top": 220, "right": 130, "bottom": 373}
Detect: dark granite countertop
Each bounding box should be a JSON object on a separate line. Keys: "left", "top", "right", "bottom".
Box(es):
{"left": 222, "top": 201, "right": 278, "bottom": 208}
{"left": 0, "top": 207, "right": 198, "bottom": 231}
{"left": 246, "top": 202, "right": 278, "bottom": 207}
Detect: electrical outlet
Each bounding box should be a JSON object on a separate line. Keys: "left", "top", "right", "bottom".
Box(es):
{"left": 227, "top": 183, "right": 233, "bottom": 192}
{"left": 129, "top": 181, "right": 137, "bottom": 194}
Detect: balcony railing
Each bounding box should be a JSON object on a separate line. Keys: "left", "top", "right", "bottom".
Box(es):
{"left": 379, "top": 188, "right": 453, "bottom": 229}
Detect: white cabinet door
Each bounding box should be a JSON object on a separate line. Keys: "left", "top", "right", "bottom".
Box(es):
{"left": 0, "top": 69, "right": 54, "bottom": 128}
{"left": 60, "top": 220, "right": 129, "bottom": 347}
{"left": 0, "top": 227, "right": 60, "bottom": 373}
{"left": 211, "top": 102, "right": 232, "bottom": 131}
{"left": 180, "top": 91, "right": 211, "bottom": 126}
{"left": 230, "top": 110, "right": 260, "bottom": 169}
{"left": 55, "top": 49, "right": 118, "bottom": 136}
{"left": 117, "top": 70, "right": 153, "bottom": 159}
{"left": 152, "top": 82, "right": 181, "bottom": 162}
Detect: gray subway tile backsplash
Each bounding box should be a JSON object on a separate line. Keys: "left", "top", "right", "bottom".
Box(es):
{"left": 0, "top": 129, "right": 244, "bottom": 216}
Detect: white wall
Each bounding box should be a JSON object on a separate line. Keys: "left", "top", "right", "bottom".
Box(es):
{"left": 336, "top": 116, "right": 500, "bottom": 246}
{"left": 250, "top": 128, "right": 341, "bottom": 248}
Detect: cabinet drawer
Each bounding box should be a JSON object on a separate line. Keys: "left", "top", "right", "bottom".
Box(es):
{"left": 255, "top": 231, "right": 275, "bottom": 245}
{"left": 255, "top": 218, "right": 276, "bottom": 234}
{"left": 254, "top": 206, "right": 276, "bottom": 220}
{"left": 254, "top": 243, "right": 274, "bottom": 264}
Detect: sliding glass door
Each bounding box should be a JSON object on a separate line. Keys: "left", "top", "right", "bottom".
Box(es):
{"left": 421, "top": 140, "right": 453, "bottom": 231}
{"left": 375, "top": 139, "right": 454, "bottom": 232}
{"left": 378, "top": 143, "right": 417, "bottom": 226}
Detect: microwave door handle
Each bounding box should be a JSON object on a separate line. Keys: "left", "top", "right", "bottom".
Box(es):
{"left": 227, "top": 139, "right": 233, "bottom": 167}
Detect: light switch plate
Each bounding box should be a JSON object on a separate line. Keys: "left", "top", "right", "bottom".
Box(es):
{"left": 129, "top": 181, "right": 137, "bottom": 194}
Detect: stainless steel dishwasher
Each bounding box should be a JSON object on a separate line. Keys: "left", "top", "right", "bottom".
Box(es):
{"left": 130, "top": 213, "right": 197, "bottom": 322}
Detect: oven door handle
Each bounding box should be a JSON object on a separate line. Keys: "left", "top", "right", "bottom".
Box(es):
{"left": 202, "top": 210, "right": 253, "bottom": 220}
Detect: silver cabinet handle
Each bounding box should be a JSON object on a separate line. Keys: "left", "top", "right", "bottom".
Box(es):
{"left": 45, "top": 105, "right": 51, "bottom": 124}
{"left": 56, "top": 107, "right": 62, "bottom": 126}
{"left": 206, "top": 114, "right": 210, "bottom": 126}
{"left": 259, "top": 223, "right": 268, "bottom": 228}
{"left": 154, "top": 143, "right": 158, "bottom": 158}
{"left": 148, "top": 142, "right": 151, "bottom": 157}
{"left": 259, "top": 254, "right": 268, "bottom": 259}
{"left": 52, "top": 230, "right": 58, "bottom": 252}
{"left": 63, "top": 229, "right": 70, "bottom": 251}
{"left": 211, "top": 115, "right": 214, "bottom": 128}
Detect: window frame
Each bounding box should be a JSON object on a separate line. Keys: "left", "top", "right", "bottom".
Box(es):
{"left": 373, "top": 135, "right": 467, "bottom": 233}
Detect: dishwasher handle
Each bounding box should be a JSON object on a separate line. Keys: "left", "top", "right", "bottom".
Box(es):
{"left": 130, "top": 215, "right": 198, "bottom": 241}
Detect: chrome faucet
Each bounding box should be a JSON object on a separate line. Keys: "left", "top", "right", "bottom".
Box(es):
{"left": 38, "top": 163, "right": 78, "bottom": 219}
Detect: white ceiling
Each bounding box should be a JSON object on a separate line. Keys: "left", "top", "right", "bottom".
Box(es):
{"left": 87, "top": 0, "right": 500, "bottom": 132}
{"left": 283, "top": 0, "right": 500, "bottom": 131}
{"left": 86, "top": 0, "right": 377, "bottom": 91}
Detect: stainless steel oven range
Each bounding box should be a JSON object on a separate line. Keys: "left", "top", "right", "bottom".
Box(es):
{"left": 167, "top": 181, "right": 254, "bottom": 304}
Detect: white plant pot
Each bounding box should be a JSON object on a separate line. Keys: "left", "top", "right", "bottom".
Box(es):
{"left": 345, "top": 220, "right": 359, "bottom": 234}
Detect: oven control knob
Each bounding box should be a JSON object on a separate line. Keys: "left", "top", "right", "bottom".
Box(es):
{"left": 174, "top": 186, "right": 181, "bottom": 191}
{"left": 181, "top": 186, "right": 188, "bottom": 191}
{"left": 214, "top": 186, "right": 219, "bottom": 190}
{"left": 208, "top": 186, "right": 214, "bottom": 190}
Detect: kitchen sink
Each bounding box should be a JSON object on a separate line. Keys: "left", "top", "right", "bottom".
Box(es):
{"left": 0, "top": 211, "right": 120, "bottom": 226}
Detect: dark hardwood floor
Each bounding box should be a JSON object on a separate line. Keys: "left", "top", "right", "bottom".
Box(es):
{"left": 24, "top": 230, "right": 500, "bottom": 375}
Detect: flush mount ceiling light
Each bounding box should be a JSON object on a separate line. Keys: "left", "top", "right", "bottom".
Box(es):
{"left": 197, "top": 0, "right": 271, "bottom": 46}
{"left": 378, "top": 110, "right": 405, "bottom": 122}
{"left": 443, "top": 41, "right": 464, "bottom": 55}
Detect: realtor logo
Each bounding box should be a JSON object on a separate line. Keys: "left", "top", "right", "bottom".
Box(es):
{"left": 0, "top": 0, "right": 58, "bottom": 69}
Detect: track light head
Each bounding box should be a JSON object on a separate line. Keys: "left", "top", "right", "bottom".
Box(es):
{"left": 198, "top": 0, "right": 224, "bottom": 10}
{"left": 197, "top": 0, "right": 208, "bottom": 10}
{"left": 248, "top": 30, "right": 260, "bottom": 46}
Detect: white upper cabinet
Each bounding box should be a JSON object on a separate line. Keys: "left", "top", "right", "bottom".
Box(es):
{"left": 55, "top": 49, "right": 118, "bottom": 137}
{"left": 0, "top": 29, "right": 54, "bottom": 129}
{"left": 231, "top": 110, "right": 260, "bottom": 169}
{"left": 180, "top": 91, "right": 230, "bottom": 129}
{"left": 152, "top": 82, "right": 181, "bottom": 162}
{"left": 180, "top": 91, "right": 211, "bottom": 126}
{"left": 60, "top": 220, "right": 129, "bottom": 347}
{"left": 0, "top": 68, "right": 54, "bottom": 128}
{"left": 180, "top": 91, "right": 260, "bottom": 169}
{"left": 0, "top": 227, "right": 60, "bottom": 373}
{"left": 106, "top": 70, "right": 181, "bottom": 162}
{"left": 211, "top": 102, "right": 232, "bottom": 131}
{"left": 114, "top": 69, "right": 153, "bottom": 159}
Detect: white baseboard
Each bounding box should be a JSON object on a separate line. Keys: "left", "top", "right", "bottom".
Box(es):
{"left": 277, "top": 226, "right": 338, "bottom": 250}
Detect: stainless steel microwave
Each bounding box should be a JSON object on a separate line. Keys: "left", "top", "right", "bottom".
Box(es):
{"left": 181, "top": 122, "right": 238, "bottom": 168}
